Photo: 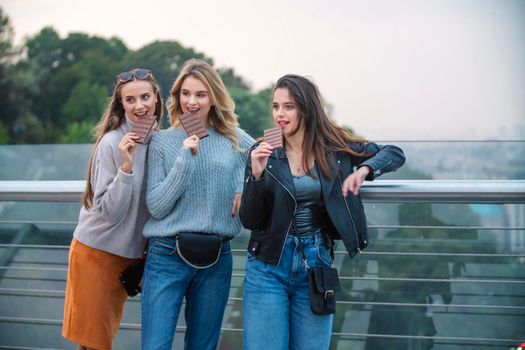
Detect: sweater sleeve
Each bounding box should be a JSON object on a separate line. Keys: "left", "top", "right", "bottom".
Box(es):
{"left": 146, "top": 134, "right": 196, "bottom": 219}
{"left": 235, "top": 128, "right": 256, "bottom": 193}
{"left": 91, "top": 137, "right": 134, "bottom": 224}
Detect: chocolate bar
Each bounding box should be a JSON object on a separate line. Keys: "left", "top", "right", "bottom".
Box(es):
{"left": 263, "top": 126, "right": 283, "bottom": 148}
{"left": 179, "top": 112, "right": 209, "bottom": 139}
{"left": 131, "top": 115, "right": 156, "bottom": 144}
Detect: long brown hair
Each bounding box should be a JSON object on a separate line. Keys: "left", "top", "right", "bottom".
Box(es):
{"left": 81, "top": 69, "right": 163, "bottom": 209}
{"left": 274, "top": 74, "right": 366, "bottom": 179}
{"left": 166, "top": 59, "right": 240, "bottom": 150}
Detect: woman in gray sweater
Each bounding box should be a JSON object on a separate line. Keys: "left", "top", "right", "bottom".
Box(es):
{"left": 62, "top": 69, "right": 163, "bottom": 350}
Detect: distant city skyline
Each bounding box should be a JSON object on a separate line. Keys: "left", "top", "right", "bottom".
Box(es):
{"left": 2, "top": 0, "right": 524, "bottom": 140}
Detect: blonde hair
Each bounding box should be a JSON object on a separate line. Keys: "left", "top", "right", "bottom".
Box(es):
{"left": 166, "top": 59, "right": 240, "bottom": 149}
{"left": 82, "top": 70, "right": 163, "bottom": 209}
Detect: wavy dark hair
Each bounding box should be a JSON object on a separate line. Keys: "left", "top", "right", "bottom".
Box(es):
{"left": 274, "top": 74, "right": 366, "bottom": 179}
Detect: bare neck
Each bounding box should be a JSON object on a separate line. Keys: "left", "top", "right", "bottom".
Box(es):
{"left": 285, "top": 131, "right": 304, "bottom": 154}
{"left": 202, "top": 114, "right": 211, "bottom": 128}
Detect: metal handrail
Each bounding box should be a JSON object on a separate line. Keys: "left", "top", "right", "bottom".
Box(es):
{"left": 1, "top": 180, "right": 525, "bottom": 203}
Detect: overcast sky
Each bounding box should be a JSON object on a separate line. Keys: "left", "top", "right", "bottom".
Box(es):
{"left": 2, "top": 0, "right": 524, "bottom": 140}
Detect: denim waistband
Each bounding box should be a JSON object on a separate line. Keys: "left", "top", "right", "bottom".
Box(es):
{"left": 151, "top": 233, "right": 233, "bottom": 242}
{"left": 285, "top": 231, "right": 325, "bottom": 247}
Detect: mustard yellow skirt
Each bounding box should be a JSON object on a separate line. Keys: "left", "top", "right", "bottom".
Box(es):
{"left": 62, "top": 239, "right": 134, "bottom": 350}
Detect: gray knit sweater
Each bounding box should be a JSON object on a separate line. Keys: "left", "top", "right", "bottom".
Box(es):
{"left": 73, "top": 119, "right": 150, "bottom": 258}
{"left": 143, "top": 127, "right": 255, "bottom": 238}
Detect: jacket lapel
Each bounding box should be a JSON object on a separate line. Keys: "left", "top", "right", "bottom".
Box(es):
{"left": 268, "top": 147, "right": 296, "bottom": 198}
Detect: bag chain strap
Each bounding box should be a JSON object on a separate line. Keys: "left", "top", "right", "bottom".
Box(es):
{"left": 175, "top": 236, "right": 221, "bottom": 270}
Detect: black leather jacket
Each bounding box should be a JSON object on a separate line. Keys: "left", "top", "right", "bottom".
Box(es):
{"left": 239, "top": 142, "right": 405, "bottom": 265}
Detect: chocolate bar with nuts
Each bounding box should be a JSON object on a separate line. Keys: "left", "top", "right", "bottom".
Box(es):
{"left": 179, "top": 112, "right": 209, "bottom": 139}
{"left": 131, "top": 115, "right": 156, "bottom": 144}
{"left": 263, "top": 126, "right": 283, "bottom": 149}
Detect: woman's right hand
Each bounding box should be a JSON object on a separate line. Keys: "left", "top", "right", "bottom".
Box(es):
{"left": 119, "top": 132, "right": 139, "bottom": 174}
{"left": 183, "top": 135, "right": 200, "bottom": 156}
{"left": 251, "top": 142, "right": 273, "bottom": 179}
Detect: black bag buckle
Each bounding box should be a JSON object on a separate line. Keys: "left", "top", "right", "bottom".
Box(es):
{"left": 308, "top": 267, "right": 341, "bottom": 315}
{"left": 324, "top": 290, "right": 334, "bottom": 299}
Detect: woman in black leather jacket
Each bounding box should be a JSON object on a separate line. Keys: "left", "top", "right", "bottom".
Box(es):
{"left": 239, "top": 74, "right": 405, "bottom": 350}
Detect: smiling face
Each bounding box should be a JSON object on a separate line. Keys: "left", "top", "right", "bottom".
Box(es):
{"left": 179, "top": 76, "right": 212, "bottom": 125}
{"left": 120, "top": 80, "right": 158, "bottom": 123}
{"left": 272, "top": 87, "right": 302, "bottom": 138}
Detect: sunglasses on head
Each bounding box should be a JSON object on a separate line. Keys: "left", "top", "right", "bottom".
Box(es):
{"left": 116, "top": 69, "right": 152, "bottom": 83}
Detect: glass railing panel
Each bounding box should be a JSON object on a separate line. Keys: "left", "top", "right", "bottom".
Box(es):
{"left": 387, "top": 140, "right": 525, "bottom": 180}
{"left": 0, "top": 222, "right": 72, "bottom": 349}
{"left": 0, "top": 202, "right": 81, "bottom": 223}
{"left": 0, "top": 144, "right": 92, "bottom": 180}
{"left": 1, "top": 141, "right": 524, "bottom": 181}
{"left": 330, "top": 202, "right": 525, "bottom": 349}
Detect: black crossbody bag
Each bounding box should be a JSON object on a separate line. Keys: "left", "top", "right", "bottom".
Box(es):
{"left": 175, "top": 232, "right": 232, "bottom": 269}
{"left": 119, "top": 256, "right": 146, "bottom": 297}
{"left": 298, "top": 235, "right": 341, "bottom": 315}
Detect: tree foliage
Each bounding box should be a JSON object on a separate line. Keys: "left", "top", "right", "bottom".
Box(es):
{"left": 0, "top": 6, "right": 273, "bottom": 144}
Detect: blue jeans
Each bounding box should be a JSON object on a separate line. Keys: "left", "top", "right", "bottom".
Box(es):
{"left": 141, "top": 236, "right": 232, "bottom": 350}
{"left": 243, "top": 233, "right": 334, "bottom": 350}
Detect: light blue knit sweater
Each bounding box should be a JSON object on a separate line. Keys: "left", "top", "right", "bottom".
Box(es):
{"left": 143, "top": 127, "right": 255, "bottom": 238}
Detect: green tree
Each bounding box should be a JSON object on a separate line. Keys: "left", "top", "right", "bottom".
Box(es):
{"left": 0, "top": 7, "right": 23, "bottom": 141}
{"left": 58, "top": 120, "right": 97, "bottom": 143}
{"left": 123, "top": 40, "right": 208, "bottom": 99}
{"left": 61, "top": 80, "right": 108, "bottom": 124}
{"left": 18, "top": 28, "right": 128, "bottom": 142}
{"left": 0, "top": 18, "right": 294, "bottom": 144}
{"left": 218, "top": 67, "right": 250, "bottom": 90}
{"left": 11, "top": 112, "right": 47, "bottom": 143}
{"left": 0, "top": 121, "right": 9, "bottom": 144}
{"left": 0, "top": 7, "right": 17, "bottom": 63}
{"left": 230, "top": 86, "right": 272, "bottom": 138}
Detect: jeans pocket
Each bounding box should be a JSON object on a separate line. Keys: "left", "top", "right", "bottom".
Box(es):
{"left": 221, "top": 243, "right": 231, "bottom": 256}
{"left": 315, "top": 243, "right": 332, "bottom": 267}
{"left": 246, "top": 252, "right": 257, "bottom": 262}
{"left": 149, "top": 238, "right": 177, "bottom": 255}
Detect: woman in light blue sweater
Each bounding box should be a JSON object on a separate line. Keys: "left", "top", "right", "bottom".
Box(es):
{"left": 141, "top": 59, "right": 255, "bottom": 350}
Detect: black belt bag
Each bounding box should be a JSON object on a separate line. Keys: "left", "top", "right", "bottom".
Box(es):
{"left": 175, "top": 232, "right": 231, "bottom": 269}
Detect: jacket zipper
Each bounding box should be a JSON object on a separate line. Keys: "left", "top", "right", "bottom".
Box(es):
{"left": 266, "top": 167, "right": 297, "bottom": 265}
{"left": 337, "top": 161, "right": 362, "bottom": 253}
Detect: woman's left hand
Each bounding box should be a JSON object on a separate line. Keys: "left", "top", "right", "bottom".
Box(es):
{"left": 231, "top": 193, "right": 242, "bottom": 217}
{"left": 342, "top": 166, "right": 370, "bottom": 197}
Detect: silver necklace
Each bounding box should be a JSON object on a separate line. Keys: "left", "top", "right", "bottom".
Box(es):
{"left": 286, "top": 152, "right": 303, "bottom": 173}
